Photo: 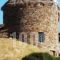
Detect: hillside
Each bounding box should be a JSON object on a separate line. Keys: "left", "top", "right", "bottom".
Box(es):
{"left": 0, "top": 38, "right": 48, "bottom": 60}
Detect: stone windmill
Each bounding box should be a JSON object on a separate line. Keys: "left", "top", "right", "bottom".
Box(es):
{"left": 1, "top": 0, "right": 59, "bottom": 56}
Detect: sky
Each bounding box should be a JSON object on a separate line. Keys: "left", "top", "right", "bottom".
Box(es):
{"left": 0, "top": 0, "right": 60, "bottom": 31}
{"left": 0, "top": 0, "right": 8, "bottom": 24}
{"left": 58, "top": 0, "right": 60, "bottom": 5}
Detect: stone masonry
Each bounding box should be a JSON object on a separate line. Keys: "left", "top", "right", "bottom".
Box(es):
{"left": 1, "top": 0, "right": 59, "bottom": 56}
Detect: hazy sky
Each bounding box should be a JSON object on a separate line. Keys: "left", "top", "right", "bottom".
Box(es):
{"left": 0, "top": 0, "right": 60, "bottom": 31}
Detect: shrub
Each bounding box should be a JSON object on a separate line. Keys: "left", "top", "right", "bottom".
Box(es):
{"left": 22, "top": 53, "right": 54, "bottom": 60}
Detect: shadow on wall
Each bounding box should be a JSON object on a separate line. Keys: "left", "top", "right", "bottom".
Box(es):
{"left": 22, "top": 53, "right": 60, "bottom": 60}
{"left": 1, "top": 0, "right": 25, "bottom": 38}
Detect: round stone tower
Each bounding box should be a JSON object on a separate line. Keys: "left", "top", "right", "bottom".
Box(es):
{"left": 2, "top": 0, "right": 58, "bottom": 55}
{"left": 16, "top": 0, "right": 58, "bottom": 46}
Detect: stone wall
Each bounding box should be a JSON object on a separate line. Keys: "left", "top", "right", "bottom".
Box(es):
{"left": 17, "top": 2, "right": 58, "bottom": 48}
{"left": 0, "top": 26, "right": 8, "bottom": 38}
{"left": 9, "top": 0, "right": 54, "bottom": 4}
{"left": 1, "top": 0, "right": 58, "bottom": 56}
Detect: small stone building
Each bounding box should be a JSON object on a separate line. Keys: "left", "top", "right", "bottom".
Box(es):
{"left": 1, "top": 0, "right": 59, "bottom": 56}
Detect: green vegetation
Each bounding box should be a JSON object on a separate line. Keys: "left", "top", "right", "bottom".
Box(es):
{"left": 22, "top": 53, "right": 60, "bottom": 60}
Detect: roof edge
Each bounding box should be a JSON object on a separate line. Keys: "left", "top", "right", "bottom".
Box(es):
{"left": 1, "top": 1, "right": 9, "bottom": 10}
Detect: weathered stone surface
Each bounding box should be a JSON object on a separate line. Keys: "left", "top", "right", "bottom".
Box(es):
{"left": 0, "top": 25, "right": 8, "bottom": 38}
{"left": 8, "top": 0, "right": 55, "bottom": 4}
{"left": 18, "top": 3, "right": 58, "bottom": 46}
{"left": 1, "top": 0, "right": 59, "bottom": 56}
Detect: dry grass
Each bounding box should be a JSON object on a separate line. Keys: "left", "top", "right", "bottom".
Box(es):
{"left": 0, "top": 38, "right": 47, "bottom": 60}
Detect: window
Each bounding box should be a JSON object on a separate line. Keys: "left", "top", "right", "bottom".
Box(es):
{"left": 58, "top": 13, "right": 60, "bottom": 22}
{"left": 38, "top": 32, "right": 44, "bottom": 42}
{"left": 59, "top": 33, "right": 60, "bottom": 42}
